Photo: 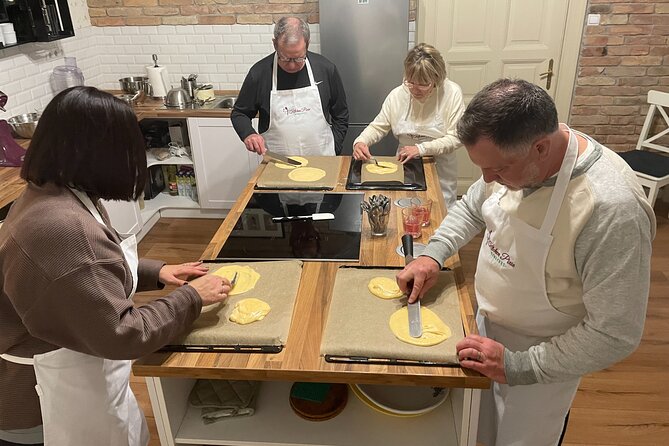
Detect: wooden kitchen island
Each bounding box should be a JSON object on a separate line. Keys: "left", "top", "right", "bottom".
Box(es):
{"left": 133, "top": 157, "right": 489, "bottom": 446}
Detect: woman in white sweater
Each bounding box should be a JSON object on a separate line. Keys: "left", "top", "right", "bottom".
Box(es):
{"left": 353, "top": 43, "right": 465, "bottom": 208}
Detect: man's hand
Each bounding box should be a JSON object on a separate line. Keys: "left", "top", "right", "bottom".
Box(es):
{"left": 456, "top": 334, "right": 508, "bottom": 384}
{"left": 395, "top": 256, "right": 441, "bottom": 303}
{"left": 352, "top": 142, "right": 372, "bottom": 161}
{"left": 159, "top": 261, "right": 208, "bottom": 287}
{"left": 244, "top": 134, "right": 267, "bottom": 155}
{"left": 188, "top": 274, "right": 231, "bottom": 306}
{"left": 397, "top": 145, "right": 420, "bottom": 164}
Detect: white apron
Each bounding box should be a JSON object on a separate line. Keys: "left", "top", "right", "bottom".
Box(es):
{"left": 261, "top": 54, "right": 335, "bottom": 156}
{"left": 475, "top": 130, "right": 582, "bottom": 446}
{"left": 395, "top": 87, "right": 457, "bottom": 208}
{"left": 1, "top": 189, "right": 148, "bottom": 446}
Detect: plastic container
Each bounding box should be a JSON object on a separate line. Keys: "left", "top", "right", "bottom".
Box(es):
{"left": 50, "top": 58, "right": 84, "bottom": 94}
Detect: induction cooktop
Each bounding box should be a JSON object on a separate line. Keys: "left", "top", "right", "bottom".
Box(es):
{"left": 215, "top": 192, "right": 364, "bottom": 262}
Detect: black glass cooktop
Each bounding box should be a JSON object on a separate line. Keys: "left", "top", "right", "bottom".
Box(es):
{"left": 215, "top": 192, "right": 364, "bottom": 262}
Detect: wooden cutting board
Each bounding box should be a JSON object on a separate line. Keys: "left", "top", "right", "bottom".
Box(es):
{"left": 256, "top": 156, "right": 341, "bottom": 190}
{"left": 360, "top": 155, "right": 404, "bottom": 184}
{"left": 320, "top": 267, "right": 464, "bottom": 364}
{"left": 171, "top": 260, "right": 303, "bottom": 348}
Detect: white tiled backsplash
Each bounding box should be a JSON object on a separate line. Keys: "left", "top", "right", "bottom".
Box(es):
{"left": 0, "top": 21, "right": 415, "bottom": 118}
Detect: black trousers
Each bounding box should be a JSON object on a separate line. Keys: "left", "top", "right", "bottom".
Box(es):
{"left": 0, "top": 440, "right": 42, "bottom": 446}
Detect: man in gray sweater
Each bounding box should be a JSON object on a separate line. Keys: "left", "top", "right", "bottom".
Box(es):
{"left": 397, "top": 79, "right": 656, "bottom": 446}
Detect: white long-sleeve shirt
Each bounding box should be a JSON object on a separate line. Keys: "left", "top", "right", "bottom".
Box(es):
{"left": 353, "top": 79, "right": 465, "bottom": 156}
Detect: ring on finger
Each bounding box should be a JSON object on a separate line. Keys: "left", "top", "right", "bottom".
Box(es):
{"left": 476, "top": 350, "right": 482, "bottom": 362}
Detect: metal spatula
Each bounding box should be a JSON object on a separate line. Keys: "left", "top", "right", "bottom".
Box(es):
{"left": 402, "top": 234, "right": 423, "bottom": 338}
{"left": 272, "top": 213, "right": 335, "bottom": 222}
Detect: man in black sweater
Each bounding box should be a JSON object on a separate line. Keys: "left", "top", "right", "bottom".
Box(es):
{"left": 231, "top": 17, "right": 349, "bottom": 156}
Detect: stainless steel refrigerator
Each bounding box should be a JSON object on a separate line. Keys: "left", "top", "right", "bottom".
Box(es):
{"left": 319, "top": 0, "right": 410, "bottom": 156}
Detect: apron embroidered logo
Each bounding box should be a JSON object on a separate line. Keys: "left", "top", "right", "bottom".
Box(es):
{"left": 283, "top": 106, "right": 311, "bottom": 116}
{"left": 485, "top": 231, "right": 516, "bottom": 268}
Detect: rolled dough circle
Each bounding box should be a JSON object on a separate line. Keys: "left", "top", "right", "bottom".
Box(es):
{"left": 368, "top": 277, "right": 403, "bottom": 299}
{"left": 365, "top": 161, "right": 398, "bottom": 174}
{"left": 288, "top": 166, "right": 327, "bottom": 182}
{"left": 212, "top": 265, "right": 260, "bottom": 296}
{"left": 389, "top": 307, "right": 451, "bottom": 347}
{"left": 275, "top": 156, "right": 308, "bottom": 169}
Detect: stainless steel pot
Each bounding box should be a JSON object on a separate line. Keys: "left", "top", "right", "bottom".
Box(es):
{"left": 165, "top": 87, "right": 192, "bottom": 108}
{"left": 119, "top": 76, "right": 151, "bottom": 95}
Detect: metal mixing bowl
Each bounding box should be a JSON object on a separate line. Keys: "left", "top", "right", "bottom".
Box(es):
{"left": 119, "top": 76, "right": 151, "bottom": 95}
{"left": 8, "top": 113, "right": 40, "bottom": 139}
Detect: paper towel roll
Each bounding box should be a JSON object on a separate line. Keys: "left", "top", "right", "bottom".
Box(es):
{"left": 146, "top": 65, "right": 169, "bottom": 98}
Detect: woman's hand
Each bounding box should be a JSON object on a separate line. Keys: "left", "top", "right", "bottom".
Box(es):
{"left": 159, "top": 261, "right": 208, "bottom": 287}
{"left": 456, "top": 334, "right": 508, "bottom": 384}
{"left": 353, "top": 142, "right": 372, "bottom": 161}
{"left": 188, "top": 274, "right": 231, "bottom": 306}
{"left": 397, "top": 145, "right": 420, "bottom": 164}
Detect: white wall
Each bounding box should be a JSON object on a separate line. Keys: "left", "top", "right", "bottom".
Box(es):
{"left": 0, "top": 22, "right": 321, "bottom": 118}
{"left": 1, "top": 0, "right": 415, "bottom": 119}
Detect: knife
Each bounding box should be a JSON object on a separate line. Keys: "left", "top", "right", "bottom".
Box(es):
{"left": 230, "top": 272, "right": 238, "bottom": 290}
{"left": 265, "top": 150, "right": 303, "bottom": 167}
{"left": 402, "top": 233, "right": 423, "bottom": 338}
{"left": 272, "top": 213, "right": 335, "bottom": 223}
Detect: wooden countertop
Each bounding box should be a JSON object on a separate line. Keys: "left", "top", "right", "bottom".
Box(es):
{"left": 133, "top": 157, "right": 490, "bottom": 389}
{"left": 115, "top": 89, "right": 239, "bottom": 120}
{"left": 0, "top": 90, "right": 240, "bottom": 208}
{"left": 0, "top": 139, "right": 29, "bottom": 209}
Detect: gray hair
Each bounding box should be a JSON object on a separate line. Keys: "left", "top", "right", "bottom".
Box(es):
{"left": 456, "top": 79, "right": 559, "bottom": 154}
{"left": 274, "top": 17, "right": 310, "bottom": 45}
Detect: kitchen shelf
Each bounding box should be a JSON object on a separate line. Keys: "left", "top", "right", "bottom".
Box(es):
{"left": 146, "top": 150, "right": 193, "bottom": 167}
{"left": 173, "top": 380, "right": 458, "bottom": 446}
{"left": 141, "top": 192, "right": 199, "bottom": 222}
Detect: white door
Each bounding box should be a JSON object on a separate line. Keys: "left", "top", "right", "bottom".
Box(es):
{"left": 100, "top": 199, "right": 142, "bottom": 235}
{"left": 418, "top": 0, "right": 586, "bottom": 193}
{"left": 188, "top": 117, "right": 261, "bottom": 209}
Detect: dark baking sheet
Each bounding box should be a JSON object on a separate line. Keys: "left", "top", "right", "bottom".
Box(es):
{"left": 346, "top": 157, "right": 427, "bottom": 191}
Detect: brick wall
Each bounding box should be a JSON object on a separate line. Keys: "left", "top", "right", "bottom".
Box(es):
{"left": 88, "top": 0, "right": 417, "bottom": 27}
{"left": 569, "top": 0, "right": 669, "bottom": 152}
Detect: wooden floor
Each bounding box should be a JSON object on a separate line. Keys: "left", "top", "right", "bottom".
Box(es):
{"left": 133, "top": 202, "right": 669, "bottom": 446}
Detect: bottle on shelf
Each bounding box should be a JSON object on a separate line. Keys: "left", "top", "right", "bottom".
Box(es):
{"left": 167, "top": 165, "right": 178, "bottom": 196}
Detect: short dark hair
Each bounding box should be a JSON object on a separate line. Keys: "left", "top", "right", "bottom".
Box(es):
{"left": 456, "top": 79, "right": 559, "bottom": 153}
{"left": 21, "top": 87, "right": 147, "bottom": 200}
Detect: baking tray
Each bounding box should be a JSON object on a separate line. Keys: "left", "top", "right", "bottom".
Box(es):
{"left": 321, "top": 266, "right": 461, "bottom": 367}
{"left": 345, "top": 157, "right": 427, "bottom": 191}
{"left": 162, "top": 259, "right": 302, "bottom": 353}
{"left": 255, "top": 156, "right": 341, "bottom": 190}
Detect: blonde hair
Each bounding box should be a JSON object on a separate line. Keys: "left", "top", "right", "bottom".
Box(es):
{"left": 404, "top": 43, "right": 447, "bottom": 86}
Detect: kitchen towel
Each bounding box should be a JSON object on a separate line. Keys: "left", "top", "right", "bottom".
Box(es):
{"left": 145, "top": 65, "right": 169, "bottom": 98}
{"left": 189, "top": 379, "right": 261, "bottom": 424}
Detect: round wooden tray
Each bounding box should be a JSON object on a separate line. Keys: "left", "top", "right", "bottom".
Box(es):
{"left": 289, "top": 383, "right": 348, "bottom": 421}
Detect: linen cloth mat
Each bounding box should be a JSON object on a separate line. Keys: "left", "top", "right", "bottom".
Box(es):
{"left": 360, "top": 156, "right": 404, "bottom": 184}
{"left": 176, "top": 260, "right": 303, "bottom": 346}
{"left": 321, "top": 267, "right": 463, "bottom": 363}
{"left": 256, "top": 156, "right": 341, "bottom": 190}
{"left": 189, "top": 379, "right": 260, "bottom": 424}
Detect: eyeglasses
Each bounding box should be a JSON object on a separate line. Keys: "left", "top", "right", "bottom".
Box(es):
{"left": 403, "top": 80, "right": 433, "bottom": 92}
{"left": 277, "top": 53, "right": 307, "bottom": 64}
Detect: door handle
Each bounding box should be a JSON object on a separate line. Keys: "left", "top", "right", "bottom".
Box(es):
{"left": 540, "top": 59, "right": 554, "bottom": 90}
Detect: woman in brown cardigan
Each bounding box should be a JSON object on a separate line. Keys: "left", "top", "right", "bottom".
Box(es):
{"left": 0, "top": 87, "right": 231, "bottom": 445}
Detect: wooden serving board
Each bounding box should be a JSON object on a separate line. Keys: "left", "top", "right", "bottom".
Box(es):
{"left": 320, "top": 267, "right": 464, "bottom": 364}
{"left": 360, "top": 156, "right": 404, "bottom": 184}
{"left": 255, "top": 156, "right": 341, "bottom": 190}
{"left": 169, "top": 260, "right": 303, "bottom": 350}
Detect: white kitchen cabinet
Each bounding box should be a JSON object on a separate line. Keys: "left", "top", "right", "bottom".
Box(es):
{"left": 188, "top": 117, "right": 260, "bottom": 209}
{"left": 145, "top": 378, "right": 480, "bottom": 446}
{"left": 100, "top": 198, "right": 142, "bottom": 235}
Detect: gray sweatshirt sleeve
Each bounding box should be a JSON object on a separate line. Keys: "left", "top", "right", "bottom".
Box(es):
{"left": 422, "top": 178, "right": 487, "bottom": 266}
{"left": 505, "top": 195, "right": 653, "bottom": 385}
